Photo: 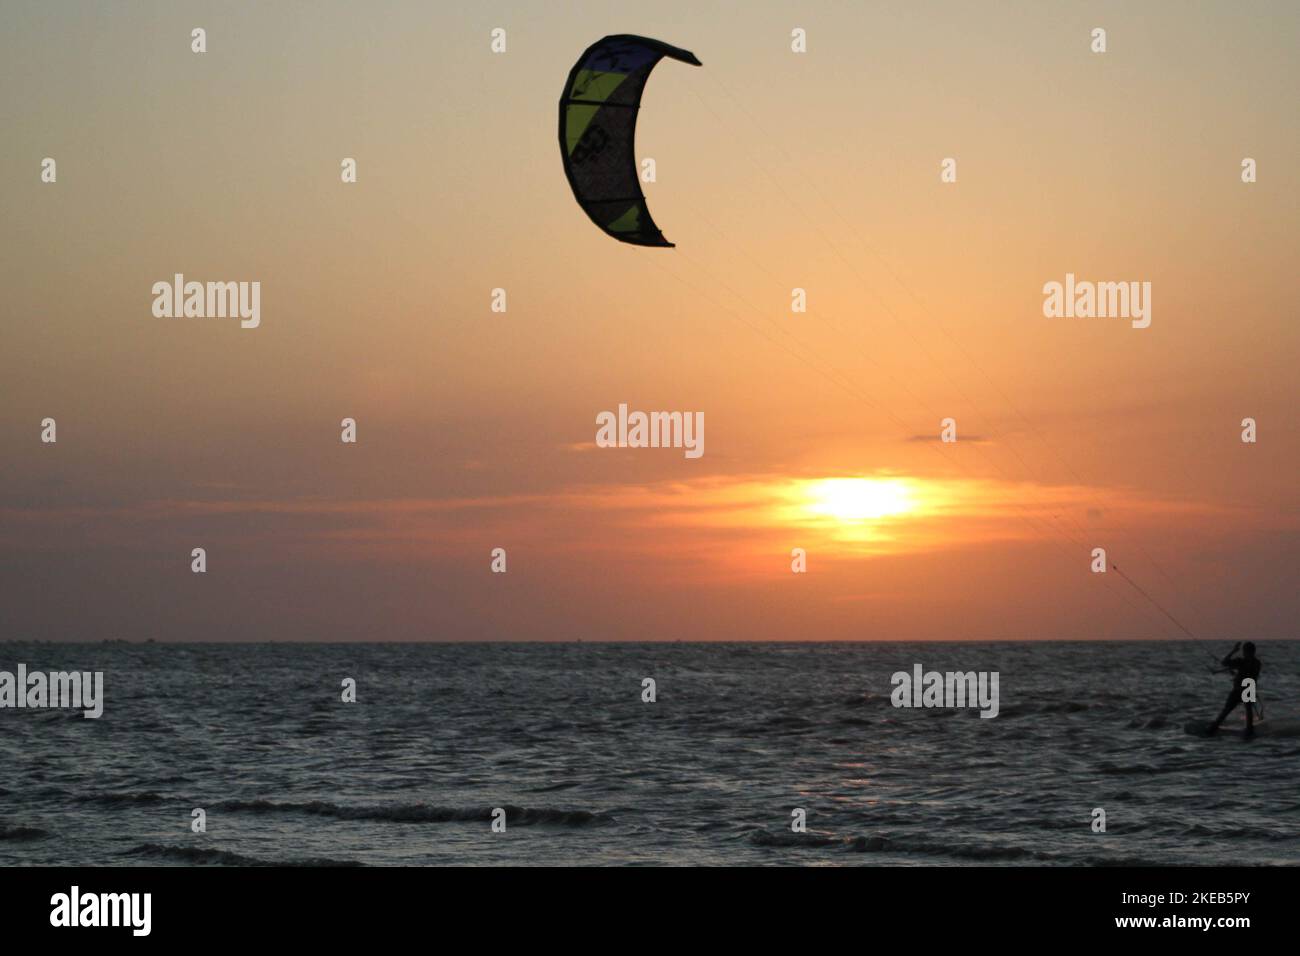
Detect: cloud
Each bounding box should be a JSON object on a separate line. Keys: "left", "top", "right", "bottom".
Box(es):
{"left": 0, "top": 472, "right": 1254, "bottom": 584}
{"left": 907, "top": 433, "right": 991, "bottom": 444}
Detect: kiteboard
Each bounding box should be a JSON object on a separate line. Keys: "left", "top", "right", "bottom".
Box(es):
{"left": 1182, "top": 719, "right": 1300, "bottom": 738}
{"left": 1183, "top": 721, "right": 1253, "bottom": 738}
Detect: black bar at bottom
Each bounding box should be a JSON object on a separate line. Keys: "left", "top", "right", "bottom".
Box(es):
{"left": 0, "top": 865, "right": 1284, "bottom": 943}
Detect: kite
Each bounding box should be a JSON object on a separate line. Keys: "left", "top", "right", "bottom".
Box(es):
{"left": 558, "top": 34, "right": 702, "bottom": 247}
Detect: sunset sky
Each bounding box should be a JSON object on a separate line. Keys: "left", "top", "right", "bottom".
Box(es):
{"left": 2, "top": 1, "right": 1296, "bottom": 641}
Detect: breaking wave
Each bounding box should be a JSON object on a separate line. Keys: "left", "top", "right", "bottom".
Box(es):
{"left": 124, "top": 843, "right": 363, "bottom": 867}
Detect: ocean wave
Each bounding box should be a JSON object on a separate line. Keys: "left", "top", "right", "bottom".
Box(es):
{"left": 749, "top": 828, "right": 1047, "bottom": 861}
{"left": 834, "top": 716, "right": 877, "bottom": 728}
{"left": 1038, "top": 702, "right": 1090, "bottom": 714}
{"left": 76, "top": 791, "right": 169, "bottom": 806}
{"left": 921, "top": 841, "right": 1046, "bottom": 861}
{"left": 73, "top": 792, "right": 608, "bottom": 827}
{"left": 0, "top": 824, "right": 49, "bottom": 841}
{"left": 747, "top": 828, "right": 841, "bottom": 848}
{"left": 124, "top": 843, "right": 363, "bottom": 867}
{"left": 1178, "top": 824, "right": 1293, "bottom": 839}
{"left": 882, "top": 833, "right": 1051, "bottom": 861}
{"left": 839, "top": 693, "right": 881, "bottom": 708}
{"left": 1075, "top": 853, "right": 1178, "bottom": 867}
{"left": 1096, "top": 762, "right": 1164, "bottom": 776}
{"left": 846, "top": 835, "right": 890, "bottom": 852}
{"left": 212, "top": 799, "right": 611, "bottom": 826}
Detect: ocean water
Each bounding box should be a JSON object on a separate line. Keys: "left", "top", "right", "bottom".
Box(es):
{"left": 2, "top": 641, "right": 1297, "bottom": 866}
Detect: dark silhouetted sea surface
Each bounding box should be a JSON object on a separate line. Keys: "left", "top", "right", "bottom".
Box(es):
{"left": 2, "top": 641, "right": 1297, "bottom": 866}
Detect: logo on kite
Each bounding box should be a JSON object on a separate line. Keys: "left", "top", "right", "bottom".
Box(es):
{"left": 558, "top": 34, "right": 702, "bottom": 248}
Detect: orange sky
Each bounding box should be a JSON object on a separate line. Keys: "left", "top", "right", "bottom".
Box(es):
{"left": 2, "top": 2, "right": 1297, "bottom": 641}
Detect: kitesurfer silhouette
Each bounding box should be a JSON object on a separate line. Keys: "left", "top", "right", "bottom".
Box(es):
{"left": 1207, "top": 641, "right": 1261, "bottom": 736}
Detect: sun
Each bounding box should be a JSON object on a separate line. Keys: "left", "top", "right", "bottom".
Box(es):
{"left": 802, "top": 478, "right": 915, "bottom": 522}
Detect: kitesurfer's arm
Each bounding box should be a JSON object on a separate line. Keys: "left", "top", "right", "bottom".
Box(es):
{"left": 1220, "top": 642, "right": 1241, "bottom": 668}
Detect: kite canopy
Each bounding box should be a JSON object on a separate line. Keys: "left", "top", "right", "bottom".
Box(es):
{"left": 558, "top": 34, "right": 702, "bottom": 247}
